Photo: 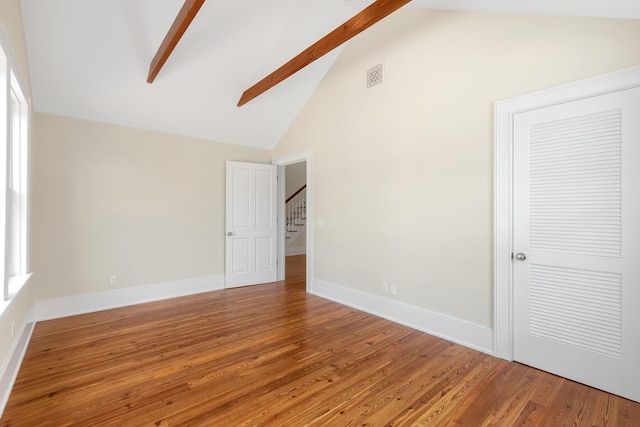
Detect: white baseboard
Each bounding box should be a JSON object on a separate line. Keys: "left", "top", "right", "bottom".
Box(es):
{"left": 312, "top": 279, "right": 494, "bottom": 355}
{"left": 36, "top": 274, "right": 224, "bottom": 321}
{"left": 286, "top": 247, "right": 306, "bottom": 256}
{"left": 0, "top": 306, "right": 35, "bottom": 416}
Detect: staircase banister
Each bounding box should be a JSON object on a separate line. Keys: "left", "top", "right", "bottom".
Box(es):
{"left": 286, "top": 185, "right": 307, "bottom": 204}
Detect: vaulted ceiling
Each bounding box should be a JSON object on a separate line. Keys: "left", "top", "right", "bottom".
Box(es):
{"left": 20, "top": 0, "right": 640, "bottom": 150}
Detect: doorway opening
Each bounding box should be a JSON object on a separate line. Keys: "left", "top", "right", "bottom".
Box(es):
{"left": 284, "top": 161, "right": 307, "bottom": 286}
{"left": 273, "top": 151, "right": 313, "bottom": 293}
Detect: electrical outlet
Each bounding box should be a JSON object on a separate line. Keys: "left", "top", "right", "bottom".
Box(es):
{"left": 109, "top": 275, "right": 117, "bottom": 286}
{"left": 11, "top": 321, "right": 15, "bottom": 338}
{"left": 382, "top": 282, "right": 389, "bottom": 294}
{"left": 390, "top": 284, "right": 397, "bottom": 296}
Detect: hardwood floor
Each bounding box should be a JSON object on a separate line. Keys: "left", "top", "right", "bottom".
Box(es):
{"left": 2, "top": 254, "right": 639, "bottom": 426}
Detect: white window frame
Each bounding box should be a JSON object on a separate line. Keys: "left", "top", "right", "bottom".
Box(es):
{"left": 0, "top": 36, "right": 31, "bottom": 308}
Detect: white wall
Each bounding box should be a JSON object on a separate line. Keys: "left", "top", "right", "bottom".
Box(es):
{"left": 31, "top": 113, "right": 271, "bottom": 302}
{"left": 273, "top": 9, "right": 640, "bottom": 328}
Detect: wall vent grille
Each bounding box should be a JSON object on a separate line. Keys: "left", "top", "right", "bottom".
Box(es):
{"left": 366, "top": 63, "right": 383, "bottom": 89}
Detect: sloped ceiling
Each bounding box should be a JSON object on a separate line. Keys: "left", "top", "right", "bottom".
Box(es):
{"left": 20, "top": 0, "right": 640, "bottom": 150}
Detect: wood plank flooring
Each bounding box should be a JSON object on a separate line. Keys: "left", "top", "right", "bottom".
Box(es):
{"left": 2, "top": 255, "right": 639, "bottom": 426}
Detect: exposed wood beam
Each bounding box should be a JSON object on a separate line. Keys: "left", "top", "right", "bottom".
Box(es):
{"left": 147, "top": 0, "right": 206, "bottom": 83}
{"left": 237, "top": 0, "right": 411, "bottom": 107}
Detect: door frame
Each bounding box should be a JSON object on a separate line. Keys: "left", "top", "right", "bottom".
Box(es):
{"left": 494, "top": 65, "right": 640, "bottom": 360}
{"left": 272, "top": 150, "right": 313, "bottom": 292}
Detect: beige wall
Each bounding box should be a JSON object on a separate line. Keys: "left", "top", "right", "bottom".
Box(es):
{"left": 0, "top": 0, "right": 33, "bottom": 375}
{"left": 31, "top": 113, "right": 270, "bottom": 301}
{"left": 285, "top": 161, "right": 306, "bottom": 199}
{"left": 273, "top": 9, "right": 640, "bottom": 327}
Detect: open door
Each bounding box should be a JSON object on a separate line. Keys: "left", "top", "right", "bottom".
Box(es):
{"left": 225, "top": 161, "right": 278, "bottom": 288}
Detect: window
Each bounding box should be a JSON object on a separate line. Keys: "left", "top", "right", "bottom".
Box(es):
{"left": 8, "top": 72, "right": 28, "bottom": 296}
{"left": 0, "top": 41, "right": 30, "bottom": 304}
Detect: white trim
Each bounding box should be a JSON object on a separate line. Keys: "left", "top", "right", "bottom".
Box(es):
{"left": 276, "top": 166, "right": 286, "bottom": 281}
{"left": 0, "top": 281, "right": 25, "bottom": 318}
{"left": 272, "top": 150, "right": 313, "bottom": 293}
{"left": 494, "top": 65, "right": 640, "bottom": 360}
{"left": 36, "top": 274, "right": 224, "bottom": 321}
{"left": 0, "top": 29, "right": 31, "bottom": 307}
{"left": 0, "top": 306, "right": 35, "bottom": 416}
{"left": 313, "top": 279, "right": 493, "bottom": 355}
{"left": 7, "top": 272, "right": 32, "bottom": 301}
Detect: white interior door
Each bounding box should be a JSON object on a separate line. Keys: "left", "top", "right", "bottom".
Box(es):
{"left": 225, "top": 161, "right": 278, "bottom": 288}
{"left": 513, "top": 87, "right": 640, "bottom": 402}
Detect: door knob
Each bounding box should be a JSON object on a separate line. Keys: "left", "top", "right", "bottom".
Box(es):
{"left": 227, "top": 232, "right": 233, "bottom": 236}
{"left": 514, "top": 252, "right": 526, "bottom": 261}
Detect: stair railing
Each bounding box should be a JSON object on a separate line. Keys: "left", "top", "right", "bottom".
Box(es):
{"left": 286, "top": 185, "right": 306, "bottom": 235}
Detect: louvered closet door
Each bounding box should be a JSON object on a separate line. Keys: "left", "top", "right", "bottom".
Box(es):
{"left": 513, "top": 87, "right": 640, "bottom": 402}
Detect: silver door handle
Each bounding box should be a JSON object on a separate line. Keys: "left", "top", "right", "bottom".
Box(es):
{"left": 515, "top": 252, "right": 526, "bottom": 261}
{"left": 227, "top": 232, "right": 233, "bottom": 236}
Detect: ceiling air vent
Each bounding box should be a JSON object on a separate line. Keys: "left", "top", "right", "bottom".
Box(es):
{"left": 366, "top": 63, "right": 384, "bottom": 89}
